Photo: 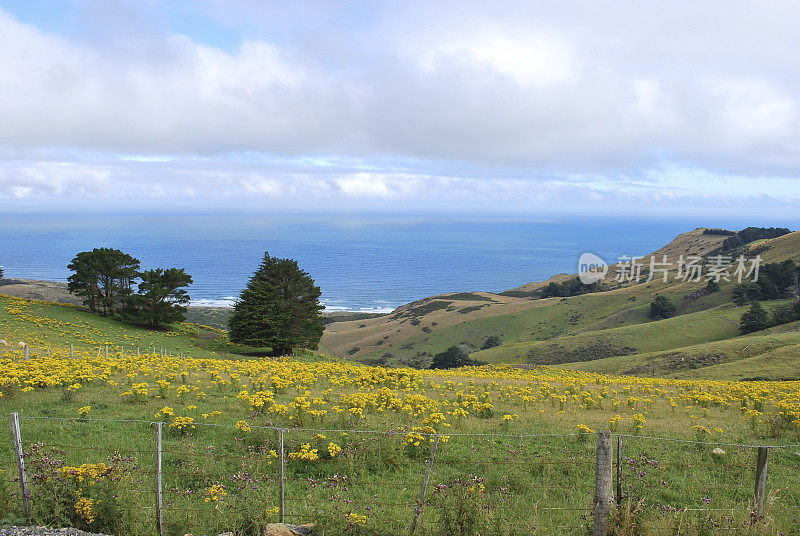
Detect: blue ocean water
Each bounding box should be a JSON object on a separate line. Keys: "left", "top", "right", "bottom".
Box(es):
{"left": 0, "top": 213, "right": 794, "bottom": 312}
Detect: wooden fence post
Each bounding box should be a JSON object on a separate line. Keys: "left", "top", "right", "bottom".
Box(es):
{"left": 616, "top": 435, "right": 623, "bottom": 506}
{"left": 754, "top": 446, "right": 769, "bottom": 518}
{"left": 104, "top": 346, "right": 108, "bottom": 360}
{"left": 409, "top": 434, "right": 440, "bottom": 536}
{"left": 594, "top": 431, "right": 613, "bottom": 536}
{"left": 69, "top": 343, "right": 73, "bottom": 359}
{"left": 10, "top": 412, "right": 30, "bottom": 520}
{"left": 23, "top": 345, "right": 29, "bottom": 361}
{"left": 278, "top": 429, "right": 285, "bottom": 523}
{"left": 155, "top": 422, "right": 164, "bottom": 536}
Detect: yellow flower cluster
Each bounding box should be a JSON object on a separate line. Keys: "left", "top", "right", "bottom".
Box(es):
{"left": 74, "top": 496, "right": 96, "bottom": 523}
{"left": 169, "top": 416, "right": 195, "bottom": 432}
{"left": 204, "top": 483, "right": 227, "bottom": 503}
{"left": 345, "top": 512, "right": 367, "bottom": 525}
{"left": 288, "top": 443, "right": 319, "bottom": 461}
{"left": 235, "top": 420, "right": 252, "bottom": 432}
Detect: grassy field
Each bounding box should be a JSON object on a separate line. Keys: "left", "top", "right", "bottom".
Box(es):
{"left": 0, "top": 296, "right": 798, "bottom": 535}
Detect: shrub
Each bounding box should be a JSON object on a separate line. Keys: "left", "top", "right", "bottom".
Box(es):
{"left": 480, "top": 335, "right": 501, "bottom": 350}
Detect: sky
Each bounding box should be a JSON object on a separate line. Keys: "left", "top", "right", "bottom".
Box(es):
{"left": 1, "top": 0, "right": 799, "bottom": 216}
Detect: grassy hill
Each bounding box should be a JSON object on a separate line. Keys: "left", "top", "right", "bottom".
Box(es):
{"left": 0, "top": 294, "right": 248, "bottom": 360}
{"left": 321, "top": 227, "right": 800, "bottom": 379}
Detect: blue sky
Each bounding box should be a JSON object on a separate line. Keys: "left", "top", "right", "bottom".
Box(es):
{"left": 1, "top": 0, "right": 799, "bottom": 216}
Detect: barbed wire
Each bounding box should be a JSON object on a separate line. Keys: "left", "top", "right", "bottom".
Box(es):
{"left": 620, "top": 433, "right": 800, "bottom": 449}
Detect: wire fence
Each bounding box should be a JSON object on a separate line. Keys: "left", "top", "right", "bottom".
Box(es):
{"left": 2, "top": 414, "right": 798, "bottom": 536}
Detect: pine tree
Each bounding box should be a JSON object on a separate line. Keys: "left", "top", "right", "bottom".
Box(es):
{"left": 228, "top": 253, "right": 324, "bottom": 356}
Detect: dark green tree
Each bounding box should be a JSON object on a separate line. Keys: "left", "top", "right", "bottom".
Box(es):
{"left": 67, "top": 248, "right": 140, "bottom": 315}
{"left": 122, "top": 268, "right": 192, "bottom": 328}
{"left": 649, "top": 295, "right": 677, "bottom": 320}
{"left": 429, "top": 346, "right": 483, "bottom": 369}
{"left": 732, "top": 283, "right": 761, "bottom": 306}
{"left": 770, "top": 303, "right": 798, "bottom": 327}
{"left": 228, "top": 253, "right": 324, "bottom": 355}
{"left": 740, "top": 301, "right": 770, "bottom": 334}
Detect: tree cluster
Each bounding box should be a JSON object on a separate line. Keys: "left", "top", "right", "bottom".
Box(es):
{"left": 718, "top": 227, "right": 791, "bottom": 252}
{"left": 739, "top": 301, "right": 800, "bottom": 334}
{"left": 540, "top": 277, "right": 605, "bottom": 298}
{"left": 67, "top": 248, "right": 192, "bottom": 328}
{"left": 702, "top": 228, "right": 736, "bottom": 236}
{"left": 732, "top": 260, "right": 799, "bottom": 305}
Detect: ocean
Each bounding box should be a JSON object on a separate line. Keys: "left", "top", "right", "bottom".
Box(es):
{"left": 0, "top": 212, "right": 794, "bottom": 312}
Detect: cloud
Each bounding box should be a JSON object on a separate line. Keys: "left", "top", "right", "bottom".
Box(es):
{"left": 0, "top": 1, "right": 800, "bottom": 214}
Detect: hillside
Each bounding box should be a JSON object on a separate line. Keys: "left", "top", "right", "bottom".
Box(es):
{"left": 321, "top": 227, "right": 800, "bottom": 379}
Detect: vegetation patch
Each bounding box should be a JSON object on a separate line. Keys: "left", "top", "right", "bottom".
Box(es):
{"left": 442, "top": 292, "right": 495, "bottom": 302}
{"left": 528, "top": 341, "right": 637, "bottom": 365}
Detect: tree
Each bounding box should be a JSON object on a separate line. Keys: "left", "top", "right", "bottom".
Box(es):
{"left": 122, "top": 268, "right": 192, "bottom": 328}
{"left": 705, "top": 279, "right": 720, "bottom": 293}
{"left": 67, "top": 248, "right": 140, "bottom": 315}
{"left": 732, "top": 283, "right": 761, "bottom": 306}
{"left": 770, "top": 303, "right": 797, "bottom": 327}
{"left": 0, "top": 263, "right": 3, "bottom": 278}
{"left": 740, "top": 301, "right": 770, "bottom": 334}
{"left": 429, "top": 346, "right": 482, "bottom": 369}
{"left": 649, "top": 295, "right": 676, "bottom": 320}
{"left": 228, "top": 253, "right": 324, "bottom": 355}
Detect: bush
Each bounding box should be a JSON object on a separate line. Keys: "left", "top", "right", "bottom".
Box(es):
{"left": 480, "top": 335, "right": 501, "bottom": 350}
{"left": 649, "top": 295, "right": 676, "bottom": 320}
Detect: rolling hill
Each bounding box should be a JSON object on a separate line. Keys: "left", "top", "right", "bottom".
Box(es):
{"left": 321, "top": 227, "right": 800, "bottom": 379}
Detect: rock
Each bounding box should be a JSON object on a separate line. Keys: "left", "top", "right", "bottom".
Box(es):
{"left": 262, "top": 524, "right": 315, "bottom": 536}
{"left": 712, "top": 447, "right": 726, "bottom": 456}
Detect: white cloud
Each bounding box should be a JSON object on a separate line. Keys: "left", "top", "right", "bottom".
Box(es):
{"left": 419, "top": 30, "right": 577, "bottom": 89}
{"left": 0, "top": 1, "right": 800, "bottom": 214}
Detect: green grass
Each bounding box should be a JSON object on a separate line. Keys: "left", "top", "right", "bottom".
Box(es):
{"left": 0, "top": 294, "right": 260, "bottom": 360}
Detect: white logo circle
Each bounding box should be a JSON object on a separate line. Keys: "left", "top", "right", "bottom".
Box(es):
{"left": 578, "top": 252, "right": 608, "bottom": 284}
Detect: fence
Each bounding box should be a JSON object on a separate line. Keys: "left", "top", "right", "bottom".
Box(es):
{"left": 2, "top": 414, "right": 799, "bottom": 536}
